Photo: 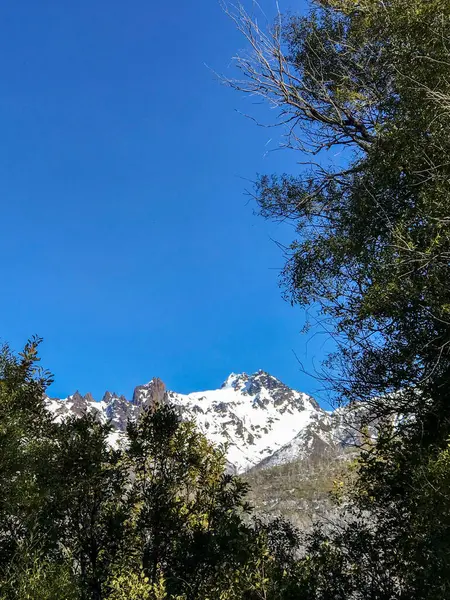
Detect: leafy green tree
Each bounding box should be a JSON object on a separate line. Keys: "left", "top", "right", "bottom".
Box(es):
{"left": 225, "top": 0, "right": 450, "bottom": 598}
{"left": 38, "top": 414, "right": 129, "bottom": 600}
{"left": 0, "top": 338, "right": 54, "bottom": 580}
{"left": 122, "top": 403, "right": 271, "bottom": 600}
{"left": 1, "top": 548, "right": 78, "bottom": 600}
{"left": 225, "top": 0, "right": 450, "bottom": 418}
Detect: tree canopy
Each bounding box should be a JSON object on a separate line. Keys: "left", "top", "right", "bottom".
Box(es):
{"left": 225, "top": 0, "right": 450, "bottom": 597}
{"left": 225, "top": 0, "right": 450, "bottom": 415}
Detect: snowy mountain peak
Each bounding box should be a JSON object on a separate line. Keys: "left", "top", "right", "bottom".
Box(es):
{"left": 44, "top": 371, "right": 364, "bottom": 474}
{"left": 164, "top": 372, "right": 323, "bottom": 472}
{"left": 221, "top": 370, "right": 296, "bottom": 397}
{"left": 132, "top": 377, "right": 167, "bottom": 409}
{"left": 102, "top": 391, "right": 118, "bottom": 404}
{"left": 221, "top": 372, "right": 249, "bottom": 390}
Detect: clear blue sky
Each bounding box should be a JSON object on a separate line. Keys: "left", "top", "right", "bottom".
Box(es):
{"left": 0, "top": 0, "right": 334, "bottom": 403}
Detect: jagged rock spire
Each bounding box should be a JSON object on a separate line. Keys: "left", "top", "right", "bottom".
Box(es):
{"left": 132, "top": 377, "right": 168, "bottom": 413}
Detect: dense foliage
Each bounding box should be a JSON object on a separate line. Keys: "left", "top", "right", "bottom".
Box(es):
{"left": 228, "top": 0, "right": 450, "bottom": 411}
{"left": 226, "top": 0, "right": 450, "bottom": 597}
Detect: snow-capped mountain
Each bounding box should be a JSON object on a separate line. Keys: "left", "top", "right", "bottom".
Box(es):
{"left": 45, "top": 370, "right": 368, "bottom": 473}
{"left": 166, "top": 372, "right": 320, "bottom": 472}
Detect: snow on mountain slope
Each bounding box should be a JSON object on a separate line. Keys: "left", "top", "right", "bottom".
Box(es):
{"left": 165, "top": 371, "right": 320, "bottom": 472}
{"left": 44, "top": 370, "right": 363, "bottom": 473}
{"left": 255, "top": 402, "right": 379, "bottom": 470}
{"left": 45, "top": 392, "right": 108, "bottom": 424}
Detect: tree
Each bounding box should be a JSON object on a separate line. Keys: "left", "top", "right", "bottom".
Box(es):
{"left": 225, "top": 1, "right": 450, "bottom": 598}
{"left": 1, "top": 550, "right": 78, "bottom": 600}
{"left": 0, "top": 338, "right": 54, "bottom": 580}
{"left": 120, "top": 403, "right": 271, "bottom": 600}
{"left": 224, "top": 0, "right": 450, "bottom": 419}
{"left": 38, "top": 414, "right": 129, "bottom": 600}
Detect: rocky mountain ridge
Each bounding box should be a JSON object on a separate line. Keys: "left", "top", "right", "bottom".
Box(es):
{"left": 45, "top": 370, "right": 370, "bottom": 473}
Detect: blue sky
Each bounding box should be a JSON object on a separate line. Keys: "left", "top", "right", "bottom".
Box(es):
{"left": 0, "top": 0, "right": 334, "bottom": 404}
